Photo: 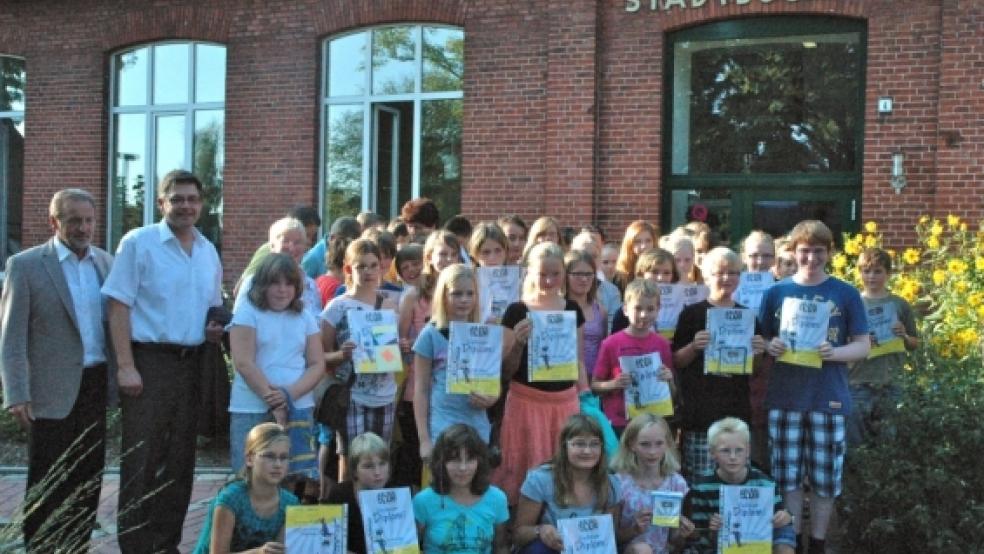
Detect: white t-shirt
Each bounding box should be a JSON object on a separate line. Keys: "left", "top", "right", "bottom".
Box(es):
{"left": 319, "top": 295, "right": 398, "bottom": 408}
{"left": 228, "top": 300, "right": 320, "bottom": 413}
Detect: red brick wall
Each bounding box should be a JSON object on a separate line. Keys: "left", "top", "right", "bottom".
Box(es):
{"left": 0, "top": 0, "right": 980, "bottom": 283}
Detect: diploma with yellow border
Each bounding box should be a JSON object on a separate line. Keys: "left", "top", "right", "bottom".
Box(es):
{"left": 528, "top": 310, "right": 578, "bottom": 382}
{"left": 718, "top": 485, "right": 773, "bottom": 554}
{"left": 350, "top": 309, "right": 403, "bottom": 374}
{"left": 621, "top": 352, "right": 673, "bottom": 418}
{"left": 285, "top": 504, "right": 347, "bottom": 554}
{"left": 866, "top": 302, "right": 906, "bottom": 358}
{"left": 777, "top": 297, "right": 830, "bottom": 369}
{"left": 447, "top": 321, "right": 502, "bottom": 396}
{"left": 705, "top": 308, "right": 755, "bottom": 375}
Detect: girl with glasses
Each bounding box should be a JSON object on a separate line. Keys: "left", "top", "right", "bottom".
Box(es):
{"left": 193, "top": 423, "right": 298, "bottom": 554}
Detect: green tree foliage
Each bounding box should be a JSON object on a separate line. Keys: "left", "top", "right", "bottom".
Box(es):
{"left": 689, "top": 41, "right": 859, "bottom": 174}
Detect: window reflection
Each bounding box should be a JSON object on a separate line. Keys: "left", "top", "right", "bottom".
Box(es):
{"left": 328, "top": 33, "right": 367, "bottom": 97}
{"left": 111, "top": 114, "right": 146, "bottom": 249}
{"left": 153, "top": 43, "right": 190, "bottom": 105}
{"left": 673, "top": 33, "right": 861, "bottom": 175}
{"left": 0, "top": 57, "right": 25, "bottom": 112}
{"left": 110, "top": 42, "right": 225, "bottom": 251}
{"left": 195, "top": 45, "right": 226, "bottom": 103}
{"left": 194, "top": 110, "right": 224, "bottom": 246}
{"left": 423, "top": 28, "right": 463, "bottom": 93}
{"left": 325, "top": 105, "right": 364, "bottom": 223}
{"left": 421, "top": 99, "right": 462, "bottom": 218}
{"left": 372, "top": 27, "right": 417, "bottom": 95}
{"left": 1, "top": 118, "right": 24, "bottom": 268}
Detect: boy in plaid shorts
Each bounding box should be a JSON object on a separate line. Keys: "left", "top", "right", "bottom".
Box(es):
{"left": 759, "top": 220, "right": 870, "bottom": 554}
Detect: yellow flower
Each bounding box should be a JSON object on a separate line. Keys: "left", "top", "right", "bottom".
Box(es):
{"left": 932, "top": 269, "right": 946, "bottom": 286}
{"left": 977, "top": 305, "right": 984, "bottom": 320}
{"left": 903, "top": 248, "right": 921, "bottom": 265}
{"left": 976, "top": 257, "right": 984, "bottom": 272}
{"left": 930, "top": 220, "right": 944, "bottom": 237}
{"left": 864, "top": 221, "right": 878, "bottom": 233}
{"left": 919, "top": 215, "right": 930, "bottom": 224}
{"left": 864, "top": 235, "right": 879, "bottom": 248}
{"left": 960, "top": 223, "right": 968, "bottom": 232}
{"left": 968, "top": 293, "right": 983, "bottom": 308}
{"left": 844, "top": 237, "right": 862, "bottom": 256}
{"left": 947, "top": 214, "right": 961, "bottom": 228}
{"left": 927, "top": 236, "right": 940, "bottom": 250}
{"left": 948, "top": 259, "right": 968, "bottom": 275}
{"left": 832, "top": 254, "right": 848, "bottom": 270}
{"left": 955, "top": 281, "right": 969, "bottom": 294}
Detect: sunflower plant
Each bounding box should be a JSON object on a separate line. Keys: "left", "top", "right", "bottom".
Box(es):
{"left": 829, "top": 216, "right": 983, "bottom": 361}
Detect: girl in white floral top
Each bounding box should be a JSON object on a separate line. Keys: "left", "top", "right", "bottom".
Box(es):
{"left": 611, "top": 414, "right": 695, "bottom": 553}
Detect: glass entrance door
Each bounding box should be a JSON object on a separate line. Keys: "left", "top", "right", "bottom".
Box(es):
{"left": 371, "top": 102, "right": 412, "bottom": 219}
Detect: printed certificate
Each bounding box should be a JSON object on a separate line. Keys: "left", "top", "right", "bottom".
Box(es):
{"left": 620, "top": 352, "right": 673, "bottom": 418}
{"left": 651, "top": 490, "right": 684, "bottom": 528}
{"left": 349, "top": 309, "right": 403, "bottom": 374}
{"left": 478, "top": 266, "right": 523, "bottom": 323}
{"left": 656, "top": 284, "right": 685, "bottom": 339}
{"left": 718, "top": 485, "right": 774, "bottom": 554}
{"left": 866, "top": 302, "right": 905, "bottom": 358}
{"left": 558, "top": 514, "right": 617, "bottom": 554}
{"left": 733, "top": 272, "right": 774, "bottom": 315}
{"left": 528, "top": 311, "right": 579, "bottom": 382}
{"left": 705, "top": 308, "right": 756, "bottom": 375}
{"left": 777, "top": 297, "right": 831, "bottom": 369}
{"left": 447, "top": 321, "right": 503, "bottom": 396}
{"left": 286, "top": 504, "right": 347, "bottom": 554}
{"left": 681, "top": 284, "right": 710, "bottom": 306}
{"left": 359, "top": 487, "right": 420, "bottom": 554}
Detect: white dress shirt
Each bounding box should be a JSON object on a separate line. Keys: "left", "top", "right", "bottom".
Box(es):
{"left": 102, "top": 220, "right": 223, "bottom": 346}
{"left": 54, "top": 239, "right": 106, "bottom": 366}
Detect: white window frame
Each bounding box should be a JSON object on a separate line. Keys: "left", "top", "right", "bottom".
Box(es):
{"left": 106, "top": 41, "right": 225, "bottom": 247}
{"left": 320, "top": 24, "right": 464, "bottom": 220}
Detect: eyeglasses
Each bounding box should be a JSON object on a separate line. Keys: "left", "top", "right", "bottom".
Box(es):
{"left": 569, "top": 272, "right": 595, "bottom": 279}
{"left": 165, "top": 195, "right": 202, "bottom": 205}
{"left": 258, "top": 452, "right": 290, "bottom": 464}
{"left": 567, "top": 439, "right": 603, "bottom": 451}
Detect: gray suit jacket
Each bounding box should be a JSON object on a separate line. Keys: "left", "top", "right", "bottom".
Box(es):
{"left": 0, "top": 238, "right": 114, "bottom": 419}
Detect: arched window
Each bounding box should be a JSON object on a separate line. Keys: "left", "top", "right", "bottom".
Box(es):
{"left": 108, "top": 42, "right": 226, "bottom": 251}
{"left": 663, "top": 17, "right": 866, "bottom": 244}
{"left": 322, "top": 25, "right": 463, "bottom": 223}
{"left": 0, "top": 55, "right": 25, "bottom": 271}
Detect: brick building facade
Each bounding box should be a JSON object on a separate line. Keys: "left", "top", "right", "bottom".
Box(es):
{"left": 0, "top": 0, "right": 980, "bottom": 283}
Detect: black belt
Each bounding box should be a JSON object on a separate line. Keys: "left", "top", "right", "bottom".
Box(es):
{"left": 131, "top": 341, "right": 203, "bottom": 359}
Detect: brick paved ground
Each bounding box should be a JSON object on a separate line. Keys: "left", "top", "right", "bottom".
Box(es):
{"left": 0, "top": 469, "right": 232, "bottom": 553}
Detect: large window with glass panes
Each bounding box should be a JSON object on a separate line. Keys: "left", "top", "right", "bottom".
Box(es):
{"left": 0, "top": 55, "right": 24, "bottom": 272}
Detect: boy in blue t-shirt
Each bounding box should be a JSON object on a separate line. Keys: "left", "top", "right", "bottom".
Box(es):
{"left": 759, "top": 220, "right": 870, "bottom": 554}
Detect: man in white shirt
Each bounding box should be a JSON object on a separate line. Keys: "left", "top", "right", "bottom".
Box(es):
{"left": 0, "top": 188, "right": 114, "bottom": 552}
{"left": 103, "top": 170, "right": 224, "bottom": 554}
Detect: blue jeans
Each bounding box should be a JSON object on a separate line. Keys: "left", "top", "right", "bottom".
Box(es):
{"left": 229, "top": 411, "right": 273, "bottom": 474}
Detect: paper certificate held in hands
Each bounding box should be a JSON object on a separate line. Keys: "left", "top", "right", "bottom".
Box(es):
{"left": 558, "top": 514, "right": 617, "bottom": 554}
{"left": 681, "top": 284, "right": 710, "bottom": 307}
{"left": 620, "top": 352, "right": 673, "bottom": 418}
{"left": 656, "top": 284, "right": 685, "bottom": 339}
{"left": 866, "top": 302, "right": 905, "bottom": 358}
{"left": 733, "top": 272, "right": 775, "bottom": 314}
{"left": 358, "top": 487, "right": 420, "bottom": 554}
{"left": 349, "top": 310, "right": 403, "bottom": 374}
{"left": 528, "top": 311, "right": 578, "bottom": 382}
{"left": 478, "top": 266, "right": 522, "bottom": 323}
{"left": 717, "top": 485, "right": 774, "bottom": 554}
{"left": 651, "top": 490, "right": 684, "bottom": 527}
{"left": 705, "top": 308, "right": 756, "bottom": 375}
{"left": 777, "top": 297, "right": 831, "bottom": 369}
{"left": 285, "top": 504, "right": 347, "bottom": 554}
{"left": 447, "top": 321, "right": 503, "bottom": 396}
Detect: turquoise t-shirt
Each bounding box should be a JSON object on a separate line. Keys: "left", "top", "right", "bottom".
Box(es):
{"left": 193, "top": 480, "right": 299, "bottom": 554}
{"left": 412, "top": 486, "right": 509, "bottom": 553}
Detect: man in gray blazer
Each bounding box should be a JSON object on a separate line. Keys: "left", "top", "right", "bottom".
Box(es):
{"left": 0, "top": 188, "right": 113, "bottom": 552}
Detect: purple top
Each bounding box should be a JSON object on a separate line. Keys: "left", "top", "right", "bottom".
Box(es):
{"left": 582, "top": 301, "right": 606, "bottom": 381}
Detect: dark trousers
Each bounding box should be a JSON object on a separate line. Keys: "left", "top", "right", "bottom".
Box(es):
{"left": 24, "top": 363, "right": 108, "bottom": 553}
{"left": 117, "top": 346, "right": 200, "bottom": 554}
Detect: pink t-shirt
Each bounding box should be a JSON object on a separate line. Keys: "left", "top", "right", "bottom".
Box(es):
{"left": 592, "top": 330, "right": 674, "bottom": 428}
